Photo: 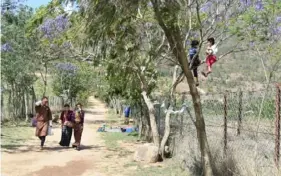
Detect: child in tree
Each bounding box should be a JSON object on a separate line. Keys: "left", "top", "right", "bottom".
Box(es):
{"left": 189, "top": 40, "right": 201, "bottom": 86}
{"left": 201, "top": 37, "right": 218, "bottom": 77}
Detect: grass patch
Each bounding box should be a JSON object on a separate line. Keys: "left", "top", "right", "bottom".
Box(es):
{"left": 127, "top": 159, "right": 189, "bottom": 176}
{"left": 106, "top": 109, "right": 120, "bottom": 120}
{"left": 101, "top": 132, "right": 138, "bottom": 150}
{"left": 1, "top": 122, "right": 34, "bottom": 150}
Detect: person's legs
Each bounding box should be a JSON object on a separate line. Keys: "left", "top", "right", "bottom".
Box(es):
{"left": 59, "top": 126, "right": 67, "bottom": 147}
{"left": 75, "top": 125, "right": 83, "bottom": 151}
{"left": 38, "top": 136, "right": 46, "bottom": 149}
{"left": 193, "top": 68, "right": 199, "bottom": 86}
{"left": 73, "top": 125, "right": 78, "bottom": 147}
{"left": 65, "top": 126, "right": 72, "bottom": 147}
{"left": 73, "top": 124, "right": 81, "bottom": 148}
{"left": 41, "top": 136, "right": 46, "bottom": 147}
{"left": 202, "top": 55, "right": 216, "bottom": 77}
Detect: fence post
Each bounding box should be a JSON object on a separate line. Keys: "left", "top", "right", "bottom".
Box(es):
{"left": 237, "top": 90, "right": 243, "bottom": 136}
{"left": 275, "top": 84, "right": 281, "bottom": 169}
{"left": 223, "top": 92, "right": 228, "bottom": 158}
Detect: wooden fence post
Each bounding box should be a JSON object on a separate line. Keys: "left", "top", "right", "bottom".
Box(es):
{"left": 223, "top": 93, "right": 228, "bottom": 158}
{"left": 275, "top": 84, "right": 281, "bottom": 169}
{"left": 237, "top": 91, "right": 243, "bottom": 136}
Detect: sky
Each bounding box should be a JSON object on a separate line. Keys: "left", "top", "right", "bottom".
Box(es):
{"left": 24, "top": 0, "right": 51, "bottom": 9}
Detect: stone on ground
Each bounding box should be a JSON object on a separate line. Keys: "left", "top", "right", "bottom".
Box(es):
{"left": 134, "top": 143, "right": 159, "bottom": 163}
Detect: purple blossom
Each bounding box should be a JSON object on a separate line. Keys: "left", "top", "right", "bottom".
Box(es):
{"left": 276, "top": 16, "right": 281, "bottom": 23}
{"left": 240, "top": 0, "right": 251, "bottom": 6}
{"left": 255, "top": 1, "right": 263, "bottom": 11}
{"left": 249, "top": 41, "right": 255, "bottom": 47}
{"left": 1, "top": 43, "right": 13, "bottom": 52}
{"left": 272, "top": 26, "right": 281, "bottom": 35}
{"left": 200, "top": 2, "right": 212, "bottom": 12}
{"left": 38, "top": 15, "right": 70, "bottom": 40}
{"left": 1, "top": 0, "right": 26, "bottom": 14}
{"left": 56, "top": 62, "right": 77, "bottom": 72}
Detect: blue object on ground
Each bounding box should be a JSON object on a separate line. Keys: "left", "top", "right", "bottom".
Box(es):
{"left": 125, "top": 127, "right": 133, "bottom": 133}
{"left": 97, "top": 127, "right": 105, "bottom": 132}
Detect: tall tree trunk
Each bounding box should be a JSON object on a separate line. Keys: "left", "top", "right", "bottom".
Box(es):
{"left": 175, "top": 35, "right": 213, "bottom": 176}
{"left": 31, "top": 86, "right": 36, "bottom": 115}
{"left": 144, "top": 103, "right": 153, "bottom": 142}
{"left": 138, "top": 103, "right": 144, "bottom": 140}
{"left": 141, "top": 91, "right": 160, "bottom": 147}
{"left": 152, "top": 2, "right": 214, "bottom": 175}
{"left": 8, "top": 89, "right": 12, "bottom": 119}
{"left": 1, "top": 89, "right": 4, "bottom": 121}
{"left": 25, "top": 91, "right": 29, "bottom": 122}
{"left": 41, "top": 62, "right": 48, "bottom": 97}
{"left": 160, "top": 108, "right": 172, "bottom": 159}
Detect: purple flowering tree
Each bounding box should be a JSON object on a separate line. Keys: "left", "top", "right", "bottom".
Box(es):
{"left": 26, "top": 3, "right": 73, "bottom": 96}
{"left": 1, "top": 0, "right": 26, "bottom": 15}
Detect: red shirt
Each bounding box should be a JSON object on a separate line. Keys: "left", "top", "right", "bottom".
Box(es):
{"left": 60, "top": 110, "right": 73, "bottom": 124}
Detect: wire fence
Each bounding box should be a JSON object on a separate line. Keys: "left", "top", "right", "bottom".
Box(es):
{"left": 117, "top": 84, "right": 281, "bottom": 175}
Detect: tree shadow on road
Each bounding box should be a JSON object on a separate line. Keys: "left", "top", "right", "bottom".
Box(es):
{"left": 1, "top": 144, "right": 105, "bottom": 154}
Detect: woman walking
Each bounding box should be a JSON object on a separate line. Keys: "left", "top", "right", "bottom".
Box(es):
{"left": 59, "top": 104, "right": 73, "bottom": 147}
{"left": 72, "top": 103, "right": 85, "bottom": 151}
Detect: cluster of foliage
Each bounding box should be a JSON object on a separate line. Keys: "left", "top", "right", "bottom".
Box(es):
{"left": 1, "top": 0, "right": 37, "bottom": 118}
{"left": 237, "top": 0, "right": 281, "bottom": 82}
{"left": 2, "top": 0, "right": 281, "bottom": 174}
{"left": 52, "top": 62, "right": 95, "bottom": 105}
{"left": 0, "top": 0, "right": 96, "bottom": 119}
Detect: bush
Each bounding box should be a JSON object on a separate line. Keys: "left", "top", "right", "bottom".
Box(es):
{"left": 188, "top": 149, "right": 240, "bottom": 176}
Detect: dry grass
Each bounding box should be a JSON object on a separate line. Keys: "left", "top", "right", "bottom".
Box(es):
{"left": 172, "top": 116, "right": 278, "bottom": 176}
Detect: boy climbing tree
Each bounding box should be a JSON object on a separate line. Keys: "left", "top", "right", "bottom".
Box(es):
{"left": 202, "top": 37, "right": 218, "bottom": 77}
{"left": 188, "top": 40, "right": 201, "bottom": 86}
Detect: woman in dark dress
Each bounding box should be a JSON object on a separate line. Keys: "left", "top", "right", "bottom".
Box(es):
{"left": 59, "top": 104, "right": 73, "bottom": 147}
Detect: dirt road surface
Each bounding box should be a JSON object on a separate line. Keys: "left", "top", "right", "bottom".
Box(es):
{"left": 1, "top": 96, "right": 126, "bottom": 176}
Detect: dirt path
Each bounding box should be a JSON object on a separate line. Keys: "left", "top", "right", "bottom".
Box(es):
{"left": 1, "top": 96, "right": 126, "bottom": 176}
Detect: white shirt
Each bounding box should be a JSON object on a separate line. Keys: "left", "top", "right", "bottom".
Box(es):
{"left": 211, "top": 45, "right": 218, "bottom": 55}
{"left": 207, "top": 45, "right": 218, "bottom": 55}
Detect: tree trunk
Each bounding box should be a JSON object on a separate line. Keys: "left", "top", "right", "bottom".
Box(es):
{"left": 31, "top": 86, "right": 36, "bottom": 115}
{"left": 144, "top": 104, "right": 153, "bottom": 142}
{"left": 141, "top": 91, "right": 160, "bottom": 147}
{"left": 8, "top": 89, "right": 12, "bottom": 119}
{"left": 138, "top": 103, "right": 144, "bottom": 140}
{"left": 1, "top": 89, "right": 4, "bottom": 121}
{"left": 24, "top": 91, "right": 29, "bottom": 122}
{"left": 176, "top": 38, "right": 214, "bottom": 176}
{"left": 160, "top": 108, "right": 172, "bottom": 159}
{"left": 152, "top": 4, "right": 214, "bottom": 174}
{"left": 42, "top": 62, "right": 48, "bottom": 97}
